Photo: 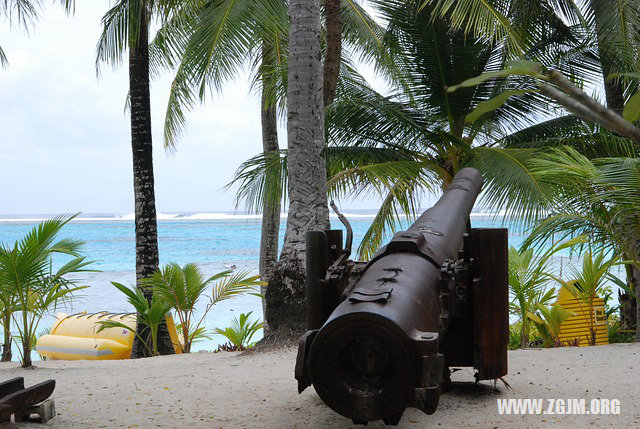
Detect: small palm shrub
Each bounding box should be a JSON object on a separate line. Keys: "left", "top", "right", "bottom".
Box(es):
{"left": 527, "top": 303, "right": 575, "bottom": 347}
{"left": 214, "top": 312, "right": 263, "bottom": 351}
{"left": 97, "top": 282, "right": 173, "bottom": 356}
{"left": 559, "top": 251, "right": 618, "bottom": 346}
{"left": 145, "top": 263, "right": 263, "bottom": 353}
{"left": 0, "top": 215, "right": 93, "bottom": 367}
{"left": 508, "top": 323, "right": 521, "bottom": 350}
{"left": 509, "top": 236, "right": 585, "bottom": 348}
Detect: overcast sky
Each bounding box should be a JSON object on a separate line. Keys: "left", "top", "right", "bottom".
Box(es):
{"left": 0, "top": 2, "right": 386, "bottom": 215}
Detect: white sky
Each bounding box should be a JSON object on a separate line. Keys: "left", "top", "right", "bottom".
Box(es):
{"left": 0, "top": 1, "right": 385, "bottom": 215}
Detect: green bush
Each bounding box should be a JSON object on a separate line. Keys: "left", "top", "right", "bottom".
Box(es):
{"left": 214, "top": 312, "right": 263, "bottom": 351}
{"left": 0, "top": 215, "right": 93, "bottom": 367}
{"left": 608, "top": 316, "right": 635, "bottom": 344}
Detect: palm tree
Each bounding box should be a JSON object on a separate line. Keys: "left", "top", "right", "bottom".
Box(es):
{"left": 233, "top": 1, "right": 596, "bottom": 258}
{"left": 261, "top": 0, "right": 328, "bottom": 337}
{"left": 149, "top": 0, "right": 395, "bottom": 333}
{"left": 0, "top": 278, "right": 16, "bottom": 361}
{"left": 0, "top": 0, "right": 74, "bottom": 67}
{"left": 145, "top": 263, "right": 262, "bottom": 353}
{"left": 151, "top": 1, "right": 393, "bottom": 287}
{"left": 97, "top": 0, "right": 176, "bottom": 356}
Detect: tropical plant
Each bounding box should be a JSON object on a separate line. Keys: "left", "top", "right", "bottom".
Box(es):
{"left": 145, "top": 263, "right": 263, "bottom": 353}
{"left": 559, "top": 251, "right": 618, "bottom": 346}
{"left": 508, "top": 236, "right": 585, "bottom": 348}
{"left": 608, "top": 316, "right": 635, "bottom": 344}
{"left": 508, "top": 246, "right": 556, "bottom": 348}
{"left": 527, "top": 303, "right": 575, "bottom": 348}
{"left": 232, "top": 1, "right": 599, "bottom": 259}
{"left": 522, "top": 147, "right": 640, "bottom": 341}
{"left": 508, "top": 322, "right": 522, "bottom": 350}
{"left": 176, "top": 324, "right": 211, "bottom": 346}
{"left": 97, "top": 0, "right": 178, "bottom": 356}
{"left": 0, "top": 0, "right": 74, "bottom": 67}
{"left": 149, "top": 0, "right": 397, "bottom": 328}
{"left": 97, "top": 281, "right": 173, "bottom": 356}
{"left": 0, "top": 215, "right": 93, "bottom": 367}
{"left": 423, "top": 0, "right": 640, "bottom": 111}
{"left": 213, "top": 311, "right": 264, "bottom": 351}
{"left": 0, "top": 284, "right": 16, "bottom": 361}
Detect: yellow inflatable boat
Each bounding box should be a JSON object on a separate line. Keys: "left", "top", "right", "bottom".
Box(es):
{"left": 36, "top": 312, "right": 182, "bottom": 360}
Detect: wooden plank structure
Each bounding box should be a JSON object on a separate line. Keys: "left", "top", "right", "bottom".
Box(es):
{"left": 0, "top": 377, "right": 55, "bottom": 426}
{"left": 557, "top": 287, "right": 608, "bottom": 346}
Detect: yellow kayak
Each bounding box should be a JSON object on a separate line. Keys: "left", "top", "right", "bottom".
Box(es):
{"left": 36, "top": 312, "right": 182, "bottom": 360}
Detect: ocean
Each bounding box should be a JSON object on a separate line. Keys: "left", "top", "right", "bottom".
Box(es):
{"left": 0, "top": 211, "right": 608, "bottom": 359}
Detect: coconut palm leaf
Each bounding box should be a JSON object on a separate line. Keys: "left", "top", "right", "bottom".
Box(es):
{"left": 1, "top": 0, "right": 75, "bottom": 66}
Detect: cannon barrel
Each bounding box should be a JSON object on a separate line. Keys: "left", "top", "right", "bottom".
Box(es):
{"left": 295, "top": 168, "right": 509, "bottom": 425}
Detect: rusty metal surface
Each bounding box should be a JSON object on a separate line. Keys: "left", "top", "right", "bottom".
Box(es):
{"left": 296, "top": 168, "right": 509, "bottom": 425}
{"left": 469, "top": 228, "right": 509, "bottom": 380}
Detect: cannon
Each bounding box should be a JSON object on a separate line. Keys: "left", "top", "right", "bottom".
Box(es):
{"left": 294, "top": 168, "right": 509, "bottom": 425}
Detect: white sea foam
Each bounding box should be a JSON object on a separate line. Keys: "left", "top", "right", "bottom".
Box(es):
{"left": 0, "top": 209, "right": 507, "bottom": 222}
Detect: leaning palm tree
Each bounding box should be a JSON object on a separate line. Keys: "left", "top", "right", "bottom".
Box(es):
{"left": 97, "top": 0, "right": 177, "bottom": 356}
{"left": 424, "top": 0, "right": 640, "bottom": 111}
{"left": 0, "top": 0, "right": 74, "bottom": 67}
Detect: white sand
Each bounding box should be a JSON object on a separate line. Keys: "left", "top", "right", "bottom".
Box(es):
{"left": 1, "top": 343, "right": 638, "bottom": 428}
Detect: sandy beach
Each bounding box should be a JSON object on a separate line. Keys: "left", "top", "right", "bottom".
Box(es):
{"left": 0, "top": 343, "right": 637, "bottom": 428}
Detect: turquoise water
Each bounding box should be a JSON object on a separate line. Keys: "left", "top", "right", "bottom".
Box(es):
{"left": 0, "top": 212, "right": 607, "bottom": 359}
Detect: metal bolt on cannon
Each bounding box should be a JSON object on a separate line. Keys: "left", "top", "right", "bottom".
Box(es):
{"left": 294, "top": 168, "right": 509, "bottom": 425}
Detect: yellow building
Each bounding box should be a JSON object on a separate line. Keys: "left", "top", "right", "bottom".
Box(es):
{"left": 556, "top": 287, "right": 608, "bottom": 347}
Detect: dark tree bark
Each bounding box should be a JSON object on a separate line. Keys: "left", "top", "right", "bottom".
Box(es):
{"left": 264, "top": 0, "right": 330, "bottom": 340}
{"left": 128, "top": 1, "right": 174, "bottom": 357}
{"left": 259, "top": 78, "right": 281, "bottom": 334}
{"left": 1, "top": 313, "right": 11, "bottom": 362}
{"left": 591, "top": 0, "right": 640, "bottom": 337}
{"left": 620, "top": 259, "right": 638, "bottom": 336}
{"left": 323, "top": 0, "right": 342, "bottom": 107}
{"left": 634, "top": 265, "right": 640, "bottom": 342}
{"left": 590, "top": 1, "right": 626, "bottom": 114}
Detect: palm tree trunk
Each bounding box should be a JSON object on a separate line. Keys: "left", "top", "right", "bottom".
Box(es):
{"left": 22, "top": 339, "right": 31, "bottom": 368}
{"left": 1, "top": 313, "right": 11, "bottom": 362}
{"left": 591, "top": 2, "right": 626, "bottom": 113}
{"left": 634, "top": 265, "right": 640, "bottom": 342}
{"left": 323, "top": 0, "right": 342, "bottom": 107}
{"left": 592, "top": 1, "right": 640, "bottom": 340}
{"left": 620, "top": 258, "right": 637, "bottom": 334}
{"left": 259, "top": 81, "right": 281, "bottom": 334}
{"left": 128, "top": 0, "right": 174, "bottom": 357}
{"left": 21, "top": 311, "right": 30, "bottom": 368}
{"left": 264, "top": 0, "right": 330, "bottom": 340}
